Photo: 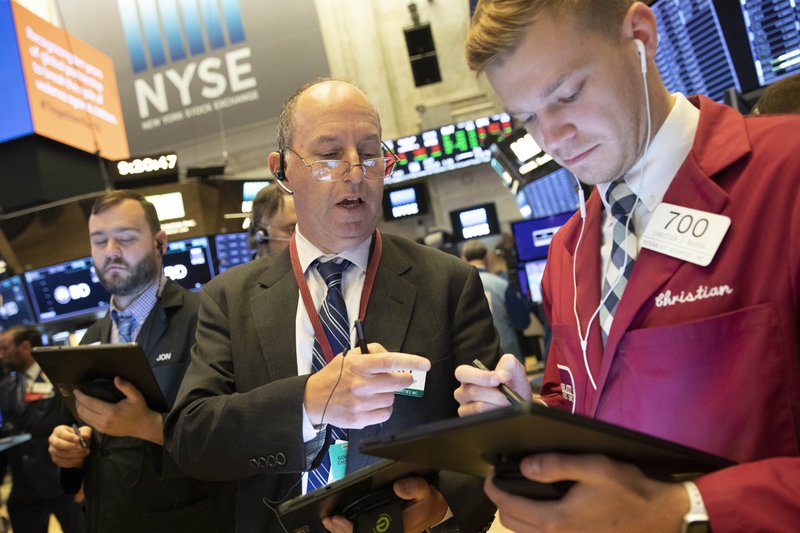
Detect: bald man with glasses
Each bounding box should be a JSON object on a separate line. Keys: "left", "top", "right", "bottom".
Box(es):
{"left": 165, "top": 79, "right": 501, "bottom": 533}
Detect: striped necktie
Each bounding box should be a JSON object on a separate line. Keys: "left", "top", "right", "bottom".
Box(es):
{"left": 599, "top": 179, "right": 639, "bottom": 343}
{"left": 306, "top": 259, "right": 351, "bottom": 491}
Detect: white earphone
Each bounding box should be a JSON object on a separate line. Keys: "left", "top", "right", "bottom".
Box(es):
{"left": 634, "top": 38, "right": 647, "bottom": 74}
{"left": 570, "top": 37, "right": 651, "bottom": 391}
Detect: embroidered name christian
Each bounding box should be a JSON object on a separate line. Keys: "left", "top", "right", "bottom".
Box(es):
{"left": 655, "top": 284, "right": 733, "bottom": 307}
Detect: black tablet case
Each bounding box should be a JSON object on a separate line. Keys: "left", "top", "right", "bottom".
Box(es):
{"left": 32, "top": 343, "right": 168, "bottom": 422}
{"left": 276, "top": 459, "right": 435, "bottom": 532}
{"left": 360, "top": 403, "right": 735, "bottom": 482}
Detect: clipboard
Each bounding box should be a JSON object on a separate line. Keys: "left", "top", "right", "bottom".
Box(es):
{"left": 360, "top": 403, "right": 735, "bottom": 496}
{"left": 32, "top": 343, "right": 168, "bottom": 422}
{"left": 276, "top": 459, "right": 435, "bottom": 532}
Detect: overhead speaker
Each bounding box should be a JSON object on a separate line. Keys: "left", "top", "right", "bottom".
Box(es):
{"left": 404, "top": 24, "right": 441, "bottom": 87}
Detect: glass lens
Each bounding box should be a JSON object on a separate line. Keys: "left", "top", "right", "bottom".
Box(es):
{"left": 361, "top": 158, "right": 385, "bottom": 179}
{"left": 311, "top": 160, "right": 346, "bottom": 182}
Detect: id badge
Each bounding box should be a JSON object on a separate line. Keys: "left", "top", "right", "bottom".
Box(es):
{"left": 641, "top": 203, "right": 730, "bottom": 266}
{"left": 329, "top": 441, "right": 348, "bottom": 482}
{"left": 395, "top": 370, "right": 427, "bottom": 398}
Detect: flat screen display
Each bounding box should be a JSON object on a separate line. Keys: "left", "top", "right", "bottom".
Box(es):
{"left": 382, "top": 183, "right": 429, "bottom": 221}
{"left": 0, "top": 275, "right": 36, "bottom": 331}
{"left": 519, "top": 167, "right": 579, "bottom": 219}
{"left": 651, "top": 0, "right": 741, "bottom": 102}
{"left": 449, "top": 203, "right": 501, "bottom": 242}
{"left": 241, "top": 181, "right": 269, "bottom": 214}
{"left": 214, "top": 232, "right": 252, "bottom": 273}
{"left": 384, "top": 113, "right": 513, "bottom": 185}
{"left": 163, "top": 237, "right": 215, "bottom": 292}
{"left": 24, "top": 258, "right": 111, "bottom": 323}
{"left": 512, "top": 212, "right": 574, "bottom": 263}
{"left": 517, "top": 258, "right": 548, "bottom": 304}
{"left": 145, "top": 191, "right": 186, "bottom": 221}
{"left": 737, "top": 0, "right": 800, "bottom": 87}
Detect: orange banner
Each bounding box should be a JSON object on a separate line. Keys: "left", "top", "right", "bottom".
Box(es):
{"left": 12, "top": 2, "right": 129, "bottom": 159}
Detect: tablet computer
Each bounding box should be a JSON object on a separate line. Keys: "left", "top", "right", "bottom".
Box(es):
{"left": 276, "top": 459, "right": 436, "bottom": 532}
{"left": 360, "top": 403, "right": 735, "bottom": 494}
{"left": 32, "top": 343, "right": 168, "bottom": 422}
{"left": 0, "top": 433, "right": 32, "bottom": 452}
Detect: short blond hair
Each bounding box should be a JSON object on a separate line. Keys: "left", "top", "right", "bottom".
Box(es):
{"left": 466, "top": 0, "right": 634, "bottom": 73}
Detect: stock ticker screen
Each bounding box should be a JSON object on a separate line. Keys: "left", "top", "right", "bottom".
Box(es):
{"left": 651, "top": 0, "right": 741, "bottom": 102}
{"left": 739, "top": 0, "right": 800, "bottom": 87}
{"left": 24, "top": 258, "right": 111, "bottom": 323}
{"left": 384, "top": 113, "right": 513, "bottom": 185}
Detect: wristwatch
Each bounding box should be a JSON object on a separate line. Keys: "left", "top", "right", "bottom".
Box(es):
{"left": 681, "top": 481, "right": 711, "bottom": 533}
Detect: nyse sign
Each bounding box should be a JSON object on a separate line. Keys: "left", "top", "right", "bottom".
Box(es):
{"left": 135, "top": 47, "right": 258, "bottom": 130}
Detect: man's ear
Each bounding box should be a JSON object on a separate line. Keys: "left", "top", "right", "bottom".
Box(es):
{"left": 155, "top": 230, "right": 167, "bottom": 255}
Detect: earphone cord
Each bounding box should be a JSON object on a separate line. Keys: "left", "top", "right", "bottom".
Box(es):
{"left": 571, "top": 50, "right": 652, "bottom": 391}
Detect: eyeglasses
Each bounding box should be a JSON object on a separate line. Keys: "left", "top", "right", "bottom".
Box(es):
{"left": 284, "top": 142, "right": 398, "bottom": 182}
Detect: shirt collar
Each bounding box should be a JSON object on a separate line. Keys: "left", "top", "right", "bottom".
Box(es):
{"left": 294, "top": 228, "right": 372, "bottom": 274}
{"left": 24, "top": 362, "right": 41, "bottom": 381}
{"left": 599, "top": 93, "right": 700, "bottom": 213}
{"left": 110, "top": 274, "right": 163, "bottom": 325}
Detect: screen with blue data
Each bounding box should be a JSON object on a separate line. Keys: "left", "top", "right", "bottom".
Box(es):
{"left": 163, "top": 237, "right": 215, "bottom": 292}
{"left": 214, "top": 232, "right": 252, "bottom": 273}
{"left": 738, "top": 0, "right": 800, "bottom": 87}
{"left": 651, "top": 0, "right": 741, "bottom": 101}
{"left": 0, "top": 275, "right": 36, "bottom": 331}
{"left": 519, "top": 167, "right": 579, "bottom": 219}
{"left": 512, "top": 212, "right": 574, "bottom": 263}
{"left": 24, "top": 258, "right": 111, "bottom": 323}
{"left": 517, "top": 258, "right": 548, "bottom": 304}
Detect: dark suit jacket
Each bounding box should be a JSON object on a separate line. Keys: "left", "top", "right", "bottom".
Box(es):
{"left": 165, "top": 233, "right": 501, "bottom": 533}
{"left": 0, "top": 372, "right": 72, "bottom": 503}
{"left": 63, "top": 280, "right": 236, "bottom": 533}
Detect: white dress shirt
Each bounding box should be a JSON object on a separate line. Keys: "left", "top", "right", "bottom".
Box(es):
{"left": 597, "top": 93, "right": 700, "bottom": 280}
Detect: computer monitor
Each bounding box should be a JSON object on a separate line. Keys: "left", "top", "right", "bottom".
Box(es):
{"left": 650, "top": 0, "right": 741, "bottom": 102}
{"left": 511, "top": 212, "right": 574, "bottom": 263}
{"left": 736, "top": 0, "right": 800, "bottom": 88}
{"left": 144, "top": 191, "right": 186, "bottom": 222}
{"left": 162, "top": 237, "right": 215, "bottom": 292}
{"left": 0, "top": 275, "right": 36, "bottom": 331}
{"left": 214, "top": 232, "right": 252, "bottom": 273}
{"left": 24, "top": 258, "right": 111, "bottom": 323}
{"left": 519, "top": 166, "right": 579, "bottom": 219}
{"left": 241, "top": 181, "right": 269, "bottom": 213}
{"left": 449, "top": 203, "right": 501, "bottom": 242}
{"left": 517, "top": 258, "right": 548, "bottom": 304}
{"left": 382, "top": 183, "right": 429, "bottom": 221}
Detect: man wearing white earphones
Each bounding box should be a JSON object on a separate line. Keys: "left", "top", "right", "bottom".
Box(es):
{"left": 456, "top": 1, "right": 800, "bottom": 531}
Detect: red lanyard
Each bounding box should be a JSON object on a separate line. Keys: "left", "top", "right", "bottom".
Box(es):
{"left": 289, "top": 230, "right": 383, "bottom": 363}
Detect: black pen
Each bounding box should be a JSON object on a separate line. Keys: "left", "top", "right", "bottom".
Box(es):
{"left": 472, "top": 359, "right": 528, "bottom": 406}
{"left": 354, "top": 319, "right": 369, "bottom": 354}
{"left": 71, "top": 423, "right": 87, "bottom": 448}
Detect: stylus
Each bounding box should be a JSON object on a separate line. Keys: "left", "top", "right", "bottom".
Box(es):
{"left": 72, "top": 423, "right": 87, "bottom": 448}
{"left": 472, "top": 359, "right": 528, "bottom": 406}
{"left": 354, "top": 320, "right": 369, "bottom": 354}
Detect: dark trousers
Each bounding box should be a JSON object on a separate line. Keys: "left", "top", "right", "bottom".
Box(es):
{"left": 7, "top": 494, "right": 84, "bottom": 533}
